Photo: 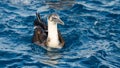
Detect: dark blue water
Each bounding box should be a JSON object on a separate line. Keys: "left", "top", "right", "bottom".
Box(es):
{"left": 0, "top": 0, "right": 120, "bottom": 68}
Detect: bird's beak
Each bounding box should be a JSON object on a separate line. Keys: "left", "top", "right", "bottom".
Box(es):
{"left": 56, "top": 18, "right": 64, "bottom": 25}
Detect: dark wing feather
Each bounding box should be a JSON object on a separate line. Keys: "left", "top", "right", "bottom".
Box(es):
{"left": 34, "top": 13, "right": 47, "bottom": 30}
{"left": 32, "top": 13, "right": 48, "bottom": 46}
{"left": 58, "top": 31, "right": 65, "bottom": 46}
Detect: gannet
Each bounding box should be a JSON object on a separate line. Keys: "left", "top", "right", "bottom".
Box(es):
{"left": 32, "top": 13, "right": 65, "bottom": 50}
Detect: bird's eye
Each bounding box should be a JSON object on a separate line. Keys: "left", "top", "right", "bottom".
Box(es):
{"left": 52, "top": 18, "right": 56, "bottom": 21}
{"left": 52, "top": 16, "right": 57, "bottom": 19}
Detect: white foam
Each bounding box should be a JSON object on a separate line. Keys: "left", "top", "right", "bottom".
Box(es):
{"left": 94, "top": 21, "right": 98, "bottom": 25}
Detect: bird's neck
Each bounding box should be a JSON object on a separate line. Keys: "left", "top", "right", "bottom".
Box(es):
{"left": 47, "top": 20, "right": 59, "bottom": 47}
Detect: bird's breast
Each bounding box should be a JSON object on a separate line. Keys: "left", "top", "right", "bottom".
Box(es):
{"left": 47, "top": 38, "right": 61, "bottom": 48}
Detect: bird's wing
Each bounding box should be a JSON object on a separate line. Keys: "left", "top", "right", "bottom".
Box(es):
{"left": 34, "top": 13, "right": 48, "bottom": 30}
{"left": 32, "top": 13, "right": 48, "bottom": 46}
{"left": 58, "top": 31, "right": 65, "bottom": 46}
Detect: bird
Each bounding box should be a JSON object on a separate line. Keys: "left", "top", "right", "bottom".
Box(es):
{"left": 32, "top": 13, "right": 65, "bottom": 50}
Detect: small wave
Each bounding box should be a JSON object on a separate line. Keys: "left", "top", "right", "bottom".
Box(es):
{"left": 9, "top": 0, "right": 32, "bottom": 5}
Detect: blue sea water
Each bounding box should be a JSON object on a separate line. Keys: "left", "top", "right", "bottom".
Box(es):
{"left": 0, "top": 0, "right": 120, "bottom": 68}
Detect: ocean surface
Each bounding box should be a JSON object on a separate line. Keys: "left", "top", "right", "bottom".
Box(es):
{"left": 0, "top": 0, "right": 120, "bottom": 68}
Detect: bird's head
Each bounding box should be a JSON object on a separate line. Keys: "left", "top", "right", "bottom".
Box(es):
{"left": 48, "top": 14, "right": 64, "bottom": 25}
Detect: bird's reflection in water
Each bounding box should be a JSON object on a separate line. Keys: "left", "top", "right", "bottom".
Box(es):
{"left": 30, "top": 45, "right": 62, "bottom": 66}
{"left": 45, "top": 0, "right": 75, "bottom": 10}
{"left": 40, "top": 51, "right": 62, "bottom": 66}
